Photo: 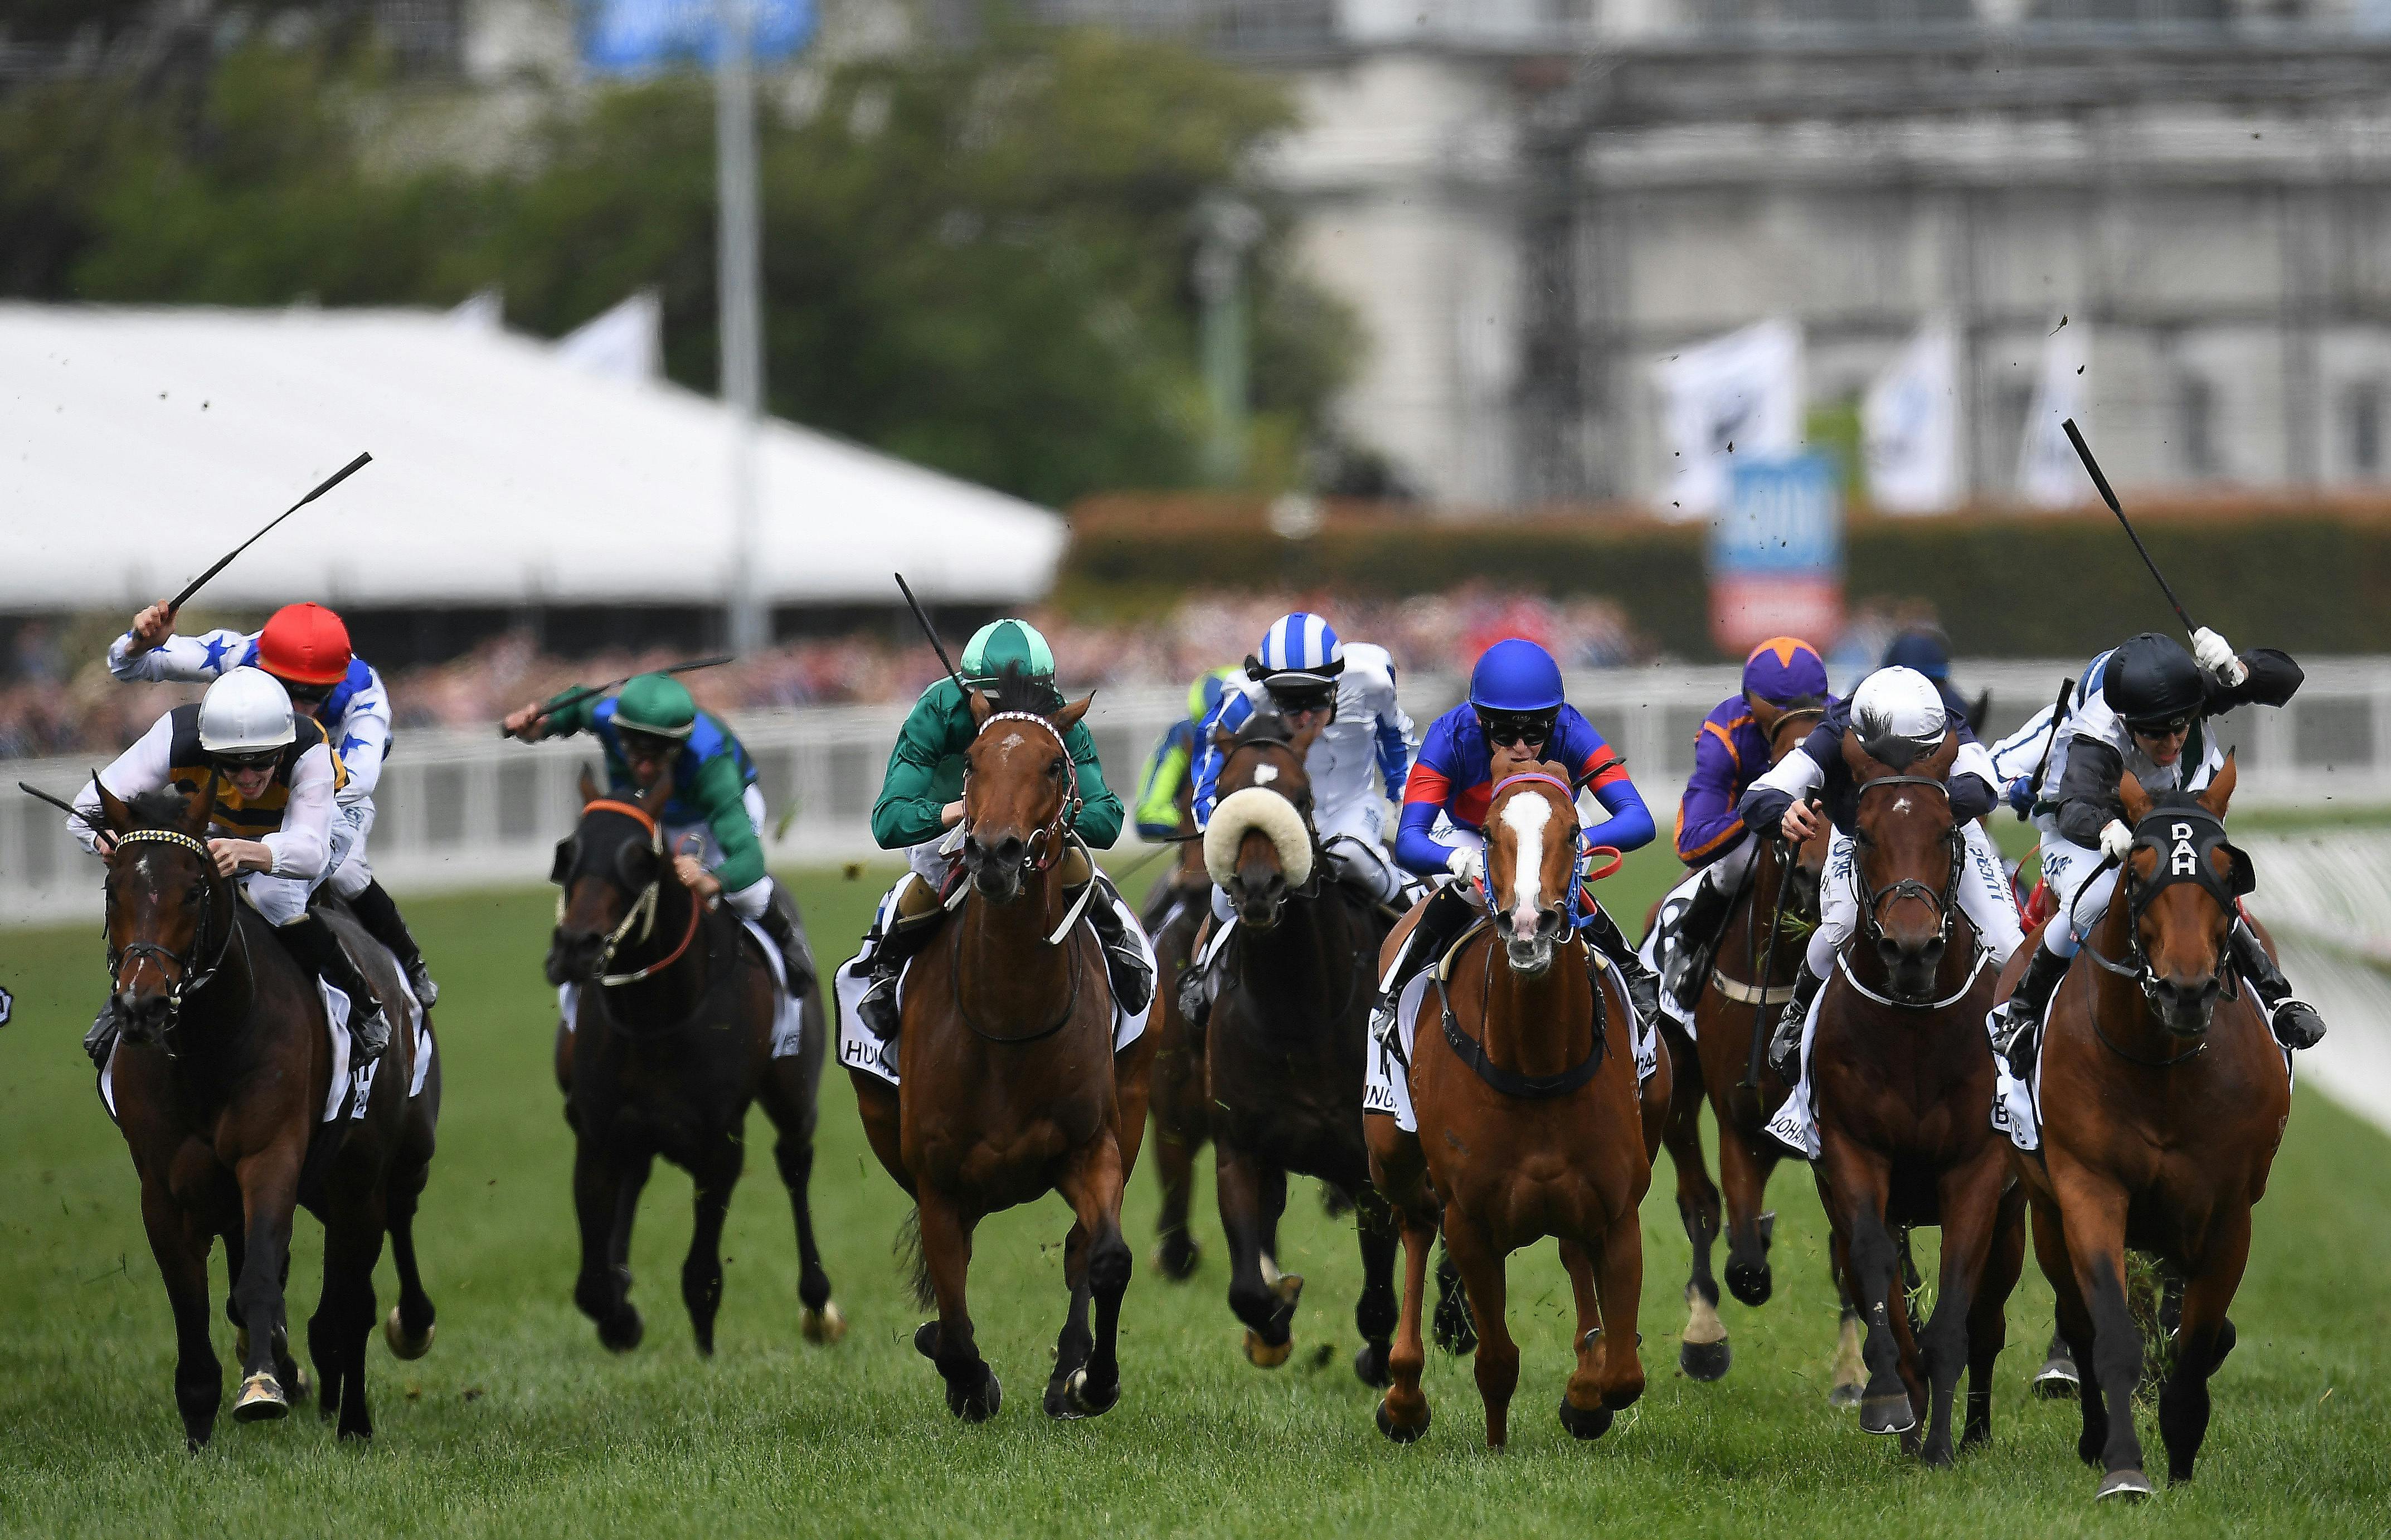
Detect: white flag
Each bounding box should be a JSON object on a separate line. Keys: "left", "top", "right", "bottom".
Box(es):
{"left": 1862, "top": 319, "right": 1961, "bottom": 514}
{"left": 556, "top": 290, "right": 664, "bottom": 383}
{"left": 2018, "top": 321, "right": 2089, "bottom": 508}
{"left": 1653, "top": 319, "right": 1803, "bottom": 521}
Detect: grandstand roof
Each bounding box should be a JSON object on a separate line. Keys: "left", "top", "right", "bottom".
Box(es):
{"left": 0, "top": 303, "right": 1065, "bottom": 613}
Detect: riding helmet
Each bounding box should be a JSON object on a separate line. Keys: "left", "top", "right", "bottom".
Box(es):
{"left": 1850, "top": 666, "right": 1947, "bottom": 768}
{"left": 197, "top": 667, "right": 298, "bottom": 756}
{"left": 1881, "top": 627, "right": 1952, "bottom": 682}
{"left": 255, "top": 602, "right": 353, "bottom": 687}
{"left": 2102, "top": 632, "right": 2207, "bottom": 727}
{"left": 614, "top": 673, "right": 698, "bottom": 740}
{"left": 1468, "top": 638, "right": 1567, "bottom": 713}
{"left": 961, "top": 618, "right": 1056, "bottom": 687}
{"left": 1741, "top": 635, "right": 1829, "bottom": 707}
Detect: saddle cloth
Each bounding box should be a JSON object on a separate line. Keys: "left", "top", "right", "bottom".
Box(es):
{"left": 1365, "top": 934, "right": 1657, "bottom": 1136}
{"left": 557, "top": 917, "right": 804, "bottom": 1061}
{"left": 100, "top": 970, "right": 432, "bottom": 1126}
{"left": 1989, "top": 995, "right": 2293, "bottom": 1156}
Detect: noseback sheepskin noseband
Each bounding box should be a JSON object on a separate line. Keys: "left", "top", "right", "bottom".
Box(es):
{"left": 1204, "top": 786, "right": 1314, "bottom": 889}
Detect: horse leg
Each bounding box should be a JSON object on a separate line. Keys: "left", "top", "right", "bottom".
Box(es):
{"left": 140, "top": 1181, "right": 222, "bottom": 1449}
{"left": 1916, "top": 1157, "right": 2003, "bottom": 1468}
{"left": 1150, "top": 1112, "right": 1203, "bottom": 1281}
{"left": 2160, "top": 1211, "right": 2252, "bottom": 1485}
{"left": 759, "top": 1058, "right": 842, "bottom": 1343}
{"left": 1217, "top": 1141, "right": 1299, "bottom": 1365}
{"left": 1558, "top": 1240, "right": 1612, "bottom": 1438}
{"left": 1046, "top": 1218, "right": 1097, "bottom": 1418}
{"left": 1665, "top": 1076, "right": 1728, "bottom": 1382}
{"left": 1368, "top": 1125, "right": 1437, "bottom": 1441}
{"left": 1824, "top": 1143, "right": 1914, "bottom": 1437}
{"left": 1826, "top": 1226, "right": 1867, "bottom": 1408}
{"left": 571, "top": 1139, "right": 647, "bottom": 1352}
{"left": 1962, "top": 1180, "right": 2027, "bottom": 1453}
{"left": 383, "top": 1153, "right": 438, "bottom": 1361}
{"left": 1719, "top": 1129, "right": 1779, "bottom": 1308}
{"left": 2055, "top": 1178, "right": 2150, "bottom": 1498}
{"left": 1442, "top": 1208, "right": 1517, "bottom": 1449}
{"left": 680, "top": 1135, "right": 742, "bottom": 1357}
{"left": 229, "top": 1145, "right": 304, "bottom": 1424}
{"left": 1593, "top": 1201, "right": 1650, "bottom": 1413}
{"left": 1350, "top": 1184, "right": 1402, "bottom": 1390}
{"left": 849, "top": 1071, "right": 913, "bottom": 1196}
{"left": 1051, "top": 1131, "right": 1132, "bottom": 1418}
{"left": 319, "top": 1191, "right": 388, "bottom": 1441}
{"left": 2032, "top": 1192, "right": 2110, "bottom": 1470}
{"left": 915, "top": 1190, "right": 1000, "bottom": 1421}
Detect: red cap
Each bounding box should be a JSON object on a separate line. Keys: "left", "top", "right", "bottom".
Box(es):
{"left": 255, "top": 603, "right": 353, "bottom": 687}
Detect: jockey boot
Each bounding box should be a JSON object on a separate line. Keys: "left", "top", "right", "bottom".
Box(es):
{"left": 85, "top": 1002, "right": 119, "bottom": 1071}
{"left": 2231, "top": 922, "right": 2326, "bottom": 1050}
{"left": 346, "top": 878, "right": 441, "bottom": 1009}
{"left": 1994, "top": 941, "right": 2071, "bottom": 1078}
{"left": 857, "top": 905, "right": 942, "bottom": 1043}
{"left": 1071, "top": 879, "right": 1155, "bottom": 1018}
{"left": 281, "top": 912, "right": 390, "bottom": 1066}
{"left": 756, "top": 883, "right": 819, "bottom": 998}
{"left": 1765, "top": 964, "right": 1824, "bottom": 1084}
{"left": 1661, "top": 869, "right": 1737, "bottom": 1012}
{"left": 1371, "top": 883, "right": 1479, "bottom": 1046}
{"left": 1585, "top": 903, "right": 1663, "bottom": 1029}
{"left": 1177, "top": 915, "right": 1217, "bottom": 1032}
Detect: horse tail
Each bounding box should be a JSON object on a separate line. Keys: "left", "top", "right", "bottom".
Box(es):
{"left": 895, "top": 1206, "right": 935, "bottom": 1309}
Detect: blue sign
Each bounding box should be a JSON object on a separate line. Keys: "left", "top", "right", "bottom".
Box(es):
{"left": 582, "top": 0, "right": 815, "bottom": 75}
{"left": 1710, "top": 454, "right": 1842, "bottom": 577}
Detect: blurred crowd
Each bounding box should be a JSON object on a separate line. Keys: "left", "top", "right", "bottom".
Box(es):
{"left": 0, "top": 587, "right": 1649, "bottom": 759}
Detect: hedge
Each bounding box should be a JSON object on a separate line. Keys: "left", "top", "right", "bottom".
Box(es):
{"left": 1058, "top": 494, "right": 2391, "bottom": 660}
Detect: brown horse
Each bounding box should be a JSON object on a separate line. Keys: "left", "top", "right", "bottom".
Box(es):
{"left": 1649, "top": 704, "right": 1851, "bottom": 1390}
{"left": 1809, "top": 733, "right": 2025, "bottom": 1466}
{"left": 88, "top": 780, "right": 438, "bottom": 1445}
{"left": 547, "top": 765, "right": 842, "bottom": 1356}
{"left": 852, "top": 677, "right": 1155, "bottom": 1421}
{"left": 1200, "top": 710, "right": 1401, "bottom": 1382}
{"left": 2005, "top": 759, "right": 2287, "bottom": 1500}
{"left": 1368, "top": 767, "right": 1668, "bottom": 1447}
{"left": 1141, "top": 801, "right": 1214, "bottom": 1281}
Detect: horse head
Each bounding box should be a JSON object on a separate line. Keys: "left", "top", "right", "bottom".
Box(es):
{"left": 1202, "top": 707, "right": 1314, "bottom": 929}
{"left": 1485, "top": 763, "right": 1580, "bottom": 978}
{"left": 959, "top": 668, "right": 1090, "bottom": 905}
{"left": 95, "top": 772, "right": 225, "bottom": 1047}
{"left": 1843, "top": 728, "right": 1964, "bottom": 1000}
{"left": 546, "top": 761, "right": 673, "bottom": 986}
{"left": 2117, "top": 755, "right": 2247, "bottom": 1038}
{"left": 1758, "top": 698, "right": 1830, "bottom": 913}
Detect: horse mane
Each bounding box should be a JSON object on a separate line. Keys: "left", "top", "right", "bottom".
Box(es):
{"left": 980, "top": 661, "right": 1061, "bottom": 720}
{"left": 1237, "top": 702, "right": 1294, "bottom": 748}
{"left": 124, "top": 788, "right": 197, "bottom": 830}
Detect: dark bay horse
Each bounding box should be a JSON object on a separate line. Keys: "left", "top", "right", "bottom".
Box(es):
{"left": 851, "top": 681, "right": 1155, "bottom": 1422}
{"left": 89, "top": 779, "right": 438, "bottom": 1445}
{"left": 548, "top": 766, "right": 841, "bottom": 1356}
{"left": 1199, "top": 711, "right": 1399, "bottom": 1382}
{"left": 2005, "top": 759, "right": 2288, "bottom": 1501}
{"left": 1141, "top": 805, "right": 1214, "bottom": 1282}
{"left": 1368, "top": 767, "right": 1666, "bottom": 1447}
{"left": 1809, "top": 732, "right": 2024, "bottom": 1466}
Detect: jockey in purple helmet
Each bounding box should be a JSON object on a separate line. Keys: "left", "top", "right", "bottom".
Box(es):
{"left": 1373, "top": 637, "right": 1662, "bottom": 1038}
{"left": 1640, "top": 636, "right": 1834, "bottom": 1017}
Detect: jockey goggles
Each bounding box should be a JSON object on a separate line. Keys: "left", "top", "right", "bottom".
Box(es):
{"left": 1264, "top": 681, "right": 1337, "bottom": 717}
{"left": 1476, "top": 709, "right": 1557, "bottom": 749}
{"left": 2127, "top": 712, "right": 2195, "bottom": 739}
{"left": 212, "top": 746, "right": 283, "bottom": 771}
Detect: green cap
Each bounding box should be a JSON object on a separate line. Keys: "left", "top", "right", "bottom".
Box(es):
{"left": 960, "top": 619, "right": 1055, "bottom": 686}
{"left": 614, "top": 673, "right": 697, "bottom": 739}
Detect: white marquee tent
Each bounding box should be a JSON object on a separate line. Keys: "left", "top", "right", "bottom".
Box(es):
{"left": 0, "top": 303, "right": 1065, "bottom": 614}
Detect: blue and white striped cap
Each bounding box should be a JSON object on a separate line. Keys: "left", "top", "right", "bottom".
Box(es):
{"left": 1247, "top": 612, "right": 1345, "bottom": 688}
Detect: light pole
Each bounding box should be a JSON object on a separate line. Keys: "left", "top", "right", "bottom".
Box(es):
{"left": 717, "top": 0, "right": 768, "bottom": 655}
{"left": 1194, "top": 194, "right": 1264, "bottom": 487}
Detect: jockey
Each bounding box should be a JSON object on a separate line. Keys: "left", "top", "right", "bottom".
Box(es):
{"left": 1737, "top": 665, "right": 2025, "bottom": 1081}
{"left": 1994, "top": 628, "right": 2319, "bottom": 1063}
{"left": 108, "top": 599, "right": 438, "bottom": 1008}
{"left": 1649, "top": 637, "right": 1833, "bottom": 1014}
{"left": 835, "top": 618, "right": 1152, "bottom": 1042}
{"left": 72, "top": 668, "right": 394, "bottom": 1068}
{"left": 1174, "top": 612, "right": 1415, "bottom": 1027}
{"left": 1376, "top": 638, "right": 1662, "bottom": 1033}
{"left": 1130, "top": 666, "right": 1240, "bottom": 926}
{"left": 500, "top": 672, "right": 815, "bottom": 999}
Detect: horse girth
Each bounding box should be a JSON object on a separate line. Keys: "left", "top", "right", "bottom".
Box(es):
{"left": 1434, "top": 926, "right": 1607, "bottom": 1100}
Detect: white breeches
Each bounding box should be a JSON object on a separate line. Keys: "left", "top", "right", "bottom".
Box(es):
{"left": 1806, "top": 820, "right": 2023, "bottom": 976}
{"left": 243, "top": 801, "right": 362, "bottom": 926}
{"left": 2031, "top": 830, "right": 2114, "bottom": 959}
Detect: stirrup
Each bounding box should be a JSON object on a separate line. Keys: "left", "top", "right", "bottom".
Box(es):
{"left": 2263, "top": 995, "right": 2326, "bottom": 1051}
{"left": 403, "top": 956, "right": 441, "bottom": 1010}
{"left": 349, "top": 1003, "right": 391, "bottom": 1066}
{"left": 85, "top": 1005, "right": 120, "bottom": 1071}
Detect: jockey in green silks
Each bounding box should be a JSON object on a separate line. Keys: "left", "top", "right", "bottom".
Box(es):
{"left": 502, "top": 671, "right": 815, "bottom": 996}
{"left": 830, "top": 618, "right": 1154, "bottom": 1056}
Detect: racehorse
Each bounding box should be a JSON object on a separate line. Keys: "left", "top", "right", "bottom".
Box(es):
{"left": 87, "top": 778, "right": 438, "bottom": 1445}
{"left": 1199, "top": 708, "right": 1401, "bottom": 1382}
{"left": 1141, "top": 808, "right": 1214, "bottom": 1281}
{"left": 1367, "top": 766, "right": 1667, "bottom": 1447}
{"left": 1649, "top": 702, "right": 1853, "bottom": 1391}
{"left": 2005, "top": 759, "right": 2288, "bottom": 1500}
{"left": 548, "top": 765, "right": 842, "bottom": 1357}
{"left": 1808, "top": 732, "right": 2024, "bottom": 1466}
{"left": 851, "top": 674, "right": 1155, "bottom": 1422}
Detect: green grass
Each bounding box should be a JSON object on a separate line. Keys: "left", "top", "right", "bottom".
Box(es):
{"left": 2, "top": 849, "right": 2386, "bottom": 1538}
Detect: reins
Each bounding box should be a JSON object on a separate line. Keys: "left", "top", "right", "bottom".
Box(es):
{"left": 2071, "top": 804, "right": 2251, "bottom": 1067}
{"left": 570, "top": 798, "right": 703, "bottom": 988}
{"left": 106, "top": 827, "right": 245, "bottom": 1045}
{"left": 947, "top": 707, "right": 1100, "bottom": 1043}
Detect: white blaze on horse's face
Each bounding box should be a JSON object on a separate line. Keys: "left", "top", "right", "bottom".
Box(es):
{"left": 1500, "top": 790, "right": 1552, "bottom": 942}
{"left": 1253, "top": 765, "right": 1278, "bottom": 785}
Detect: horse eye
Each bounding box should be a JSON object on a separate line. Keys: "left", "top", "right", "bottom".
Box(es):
{"left": 1049, "top": 756, "right": 1065, "bottom": 778}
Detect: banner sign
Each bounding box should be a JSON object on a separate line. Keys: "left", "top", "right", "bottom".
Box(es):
{"left": 1863, "top": 318, "right": 1961, "bottom": 515}
{"left": 1709, "top": 454, "right": 1845, "bottom": 654}
{"left": 1653, "top": 319, "right": 1804, "bottom": 522}
{"left": 582, "top": 0, "right": 815, "bottom": 74}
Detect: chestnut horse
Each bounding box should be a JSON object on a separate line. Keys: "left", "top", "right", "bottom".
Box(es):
{"left": 1808, "top": 733, "right": 2025, "bottom": 1466}
{"left": 86, "top": 780, "right": 438, "bottom": 1445}
{"left": 548, "top": 765, "right": 842, "bottom": 1357}
{"left": 852, "top": 677, "right": 1156, "bottom": 1422}
{"left": 1368, "top": 768, "right": 1668, "bottom": 1448}
{"left": 2005, "top": 759, "right": 2288, "bottom": 1501}
{"left": 1141, "top": 790, "right": 1214, "bottom": 1281}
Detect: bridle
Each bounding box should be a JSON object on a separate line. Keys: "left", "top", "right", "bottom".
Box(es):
{"left": 1843, "top": 773, "right": 1987, "bottom": 1009}
{"left": 1216, "top": 728, "right": 1325, "bottom": 901}
{"left": 948, "top": 710, "right": 1096, "bottom": 1041}
{"left": 558, "top": 798, "right": 701, "bottom": 988}
{"left": 105, "top": 827, "right": 242, "bottom": 1044}
{"left": 1474, "top": 771, "right": 1623, "bottom": 935}
{"left": 2075, "top": 803, "right": 2251, "bottom": 1063}
{"left": 964, "top": 710, "right": 1085, "bottom": 881}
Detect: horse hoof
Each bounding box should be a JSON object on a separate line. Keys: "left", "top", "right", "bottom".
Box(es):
{"left": 385, "top": 1307, "right": 435, "bottom": 1361}
{"left": 1828, "top": 1381, "right": 1865, "bottom": 1410}
{"left": 1679, "top": 1338, "right": 1732, "bottom": 1382}
{"left": 2096, "top": 1469, "right": 2153, "bottom": 1503}
{"left": 1151, "top": 1236, "right": 1201, "bottom": 1281}
{"left": 232, "top": 1372, "right": 287, "bottom": 1423}
{"left": 597, "top": 1308, "right": 643, "bottom": 1354}
{"left": 1354, "top": 1340, "right": 1392, "bottom": 1389}
{"left": 1062, "top": 1368, "right": 1119, "bottom": 1419}
{"left": 801, "top": 1301, "right": 848, "bottom": 1345}
{"left": 2033, "top": 1352, "right": 2081, "bottom": 1400}
{"left": 1724, "top": 1261, "right": 1772, "bottom": 1308}
{"left": 914, "top": 1322, "right": 941, "bottom": 1361}
{"left": 1377, "top": 1398, "right": 1430, "bottom": 1444}
{"left": 1244, "top": 1329, "right": 1294, "bottom": 1369}
{"left": 949, "top": 1371, "right": 1002, "bottom": 1424}
{"left": 1557, "top": 1396, "right": 1614, "bottom": 1441}
{"left": 1859, "top": 1392, "right": 1918, "bottom": 1436}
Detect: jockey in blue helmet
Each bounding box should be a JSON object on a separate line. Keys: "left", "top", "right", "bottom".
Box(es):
{"left": 1373, "top": 637, "right": 1661, "bottom": 1039}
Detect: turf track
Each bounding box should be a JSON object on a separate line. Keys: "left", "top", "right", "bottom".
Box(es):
{"left": 2, "top": 847, "right": 2387, "bottom": 1538}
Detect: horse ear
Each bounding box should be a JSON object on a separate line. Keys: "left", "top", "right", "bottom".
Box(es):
{"left": 1053, "top": 692, "right": 1094, "bottom": 733}
{"left": 91, "top": 773, "right": 133, "bottom": 835}
{"left": 1746, "top": 694, "right": 1785, "bottom": 737}
{"left": 1924, "top": 730, "right": 1961, "bottom": 778}
{"left": 2118, "top": 770, "right": 2154, "bottom": 827}
{"left": 968, "top": 688, "right": 993, "bottom": 727}
{"left": 578, "top": 764, "right": 601, "bottom": 808}
{"left": 1970, "top": 690, "right": 1992, "bottom": 732}
{"left": 1838, "top": 729, "right": 1875, "bottom": 780}
{"left": 185, "top": 768, "right": 219, "bottom": 838}
{"left": 2200, "top": 752, "right": 2238, "bottom": 819}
